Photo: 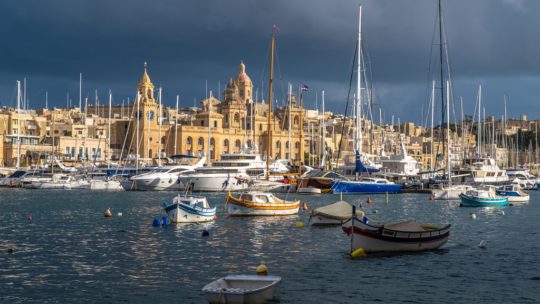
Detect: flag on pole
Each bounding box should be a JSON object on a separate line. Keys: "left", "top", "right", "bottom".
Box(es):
{"left": 300, "top": 83, "right": 309, "bottom": 92}
{"left": 273, "top": 24, "right": 280, "bottom": 31}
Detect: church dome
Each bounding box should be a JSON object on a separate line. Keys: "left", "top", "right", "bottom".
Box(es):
{"left": 235, "top": 61, "right": 252, "bottom": 83}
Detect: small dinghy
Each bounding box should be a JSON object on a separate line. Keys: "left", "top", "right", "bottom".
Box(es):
{"left": 202, "top": 274, "right": 281, "bottom": 304}
{"left": 163, "top": 194, "right": 216, "bottom": 223}
{"left": 460, "top": 188, "right": 508, "bottom": 207}
{"left": 226, "top": 192, "right": 300, "bottom": 216}
{"left": 496, "top": 184, "right": 529, "bottom": 203}
{"left": 309, "top": 200, "right": 364, "bottom": 226}
{"left": 342, "top": 207, "right": 451, "bottom": 253}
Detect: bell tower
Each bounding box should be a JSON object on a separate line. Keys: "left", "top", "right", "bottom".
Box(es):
{"left": 132, "top": 62, "right": 159, "bottom": 158}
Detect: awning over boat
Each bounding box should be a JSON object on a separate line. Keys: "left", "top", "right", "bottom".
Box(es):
{"left": 311, "top": 201, "right": 364, "bottom": 220}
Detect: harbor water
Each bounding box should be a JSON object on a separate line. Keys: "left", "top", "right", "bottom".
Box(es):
{"left": 1, "top": 189, "right": 539, "bottom": 303}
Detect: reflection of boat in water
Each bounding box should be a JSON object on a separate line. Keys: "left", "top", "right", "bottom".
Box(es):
{"left": 459, "top": 188, "right": 508, "bottom": 207}
{"left": 202, "top": 274, "right": 281, "bottom": 304}
{"left": 309, "top": 200, "right": 364, "bottom": 226}
{"left": 163, "top": 194, "right": 216, "bottom": 223}
{"left": 496, "top": 184, "right": 529, "bottom": 203}
{"left": 226, "top": 192, "right": 300, "bottom": 216}
{"left": 342, "top": 214, "right": 451, "bottom": 253}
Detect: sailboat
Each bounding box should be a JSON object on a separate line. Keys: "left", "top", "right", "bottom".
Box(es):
{"left": 330, "top": 6, "right": 397, "bottom": 194}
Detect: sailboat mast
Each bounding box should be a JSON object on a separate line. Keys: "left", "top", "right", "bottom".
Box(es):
{"left": 477, "top": 85, "right": 482, "bottom": 157}
{"left": 158, "top": 87, "right": 162, "bottom": 164}
{"left": 79, "top": 73, "right": 82, "bottom": 110}
{"left": 266, "top": 32, "right": 275, "bottom": 180}
{"left": 438, "top": 0, "right": 446, "bottom": 158}
{"left": 430, "top": 80, "right": 435, "bottom": 174}
{"left": 108, "top": 91, "right": 112, "bottom": 168}
{"left": 16, "top": 80, "right": 21, "bottom": 169}
{"left": 288, "top": 83, "right": 292, "bottom": 160}
{"left": 136, "top": 92, "right": 140, "bottom": 172}
{"left": 322, "top": 90, "right": 325, "bottom": 166}
{"left": 357, "top": 5, "right": 363, "bottom": 153}
{"left": 446, "top": 80, "right": 451, "bottom": 185}
{"left": 174, "top": 95, "right": 179, "bottom": 155}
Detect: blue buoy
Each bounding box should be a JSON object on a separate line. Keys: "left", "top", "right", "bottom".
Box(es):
{"left": 202, "top": 229, "right": 210, "bottom": 237}
{"left": 161, "top": 216, "right": 169, "bottom": 226}
{"left": 152, "top": 218, "right": 160, "bottom": 227}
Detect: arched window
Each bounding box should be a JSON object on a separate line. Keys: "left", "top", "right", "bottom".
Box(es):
{"left": 186, "top": 137, "right": 192, "bottom": 145}
{"left": 210, "top": 138, "right": 215, "bottom": 146}
{"left": 224, "top": 139, "right": 229, "bottom": 146}
{"left": 295, "top": 142, "right": 300, "bottom": 149}
{"left": 225, "top": 114, "right": 229, "bottom": 123}
{"left": 294, "top": 116, "right": 299, "bottom": 125}
{"left": 276, "top": 141, "right": 280, "bottom": 148}
{"left": 259, "top": 124, "right": 263, "bottom": 131}
{"left": 213, "top": 120, "right": 218, "bottom": 128}
{"left": 200, "top": 120, "right": 204, "bottom": 126}
{"left": 198, "top": 137, "right": 204, "bottom": 146}
{"left": 234, "top": 113, "right": 239, "bottom": 123}
{"left": 161, "top": 136, "right": 166, "bottom": 144}
{"left": 235, "top": 139, "right": 241, "bottom": 149}
{"left": 285, "top": 141, "right": 289, "bottom": 149}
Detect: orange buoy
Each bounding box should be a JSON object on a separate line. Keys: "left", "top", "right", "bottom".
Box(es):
{"left": 366, "top": 197, "right": 372, "bottom": 204}
{"left": 27, "top": 215, "right": 32, "bottom": 221}
{"left": 104, "top": 208, "right": 112, "bottom": 218}
{"left": 213, "top": 215, "right": 218, "bottom": 220}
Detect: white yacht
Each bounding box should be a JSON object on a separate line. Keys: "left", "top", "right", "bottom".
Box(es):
{"left": 454, "top": 157, "right": 509, "bottom": 185}
{"left": 179, "top": 152, "right": 285, "bottom": 192}
{"left": 380, "top": 140, "right": 421, "bottom": 177}
{"left": 30, "top": 173, "right": 90, "bottom": 190}
{"left": 506, "top": 169, "right": 536, "bottom": 190}
{"left": 431, "top": 184, "right": 476, "bottom": 200}
{"left": 124, "top": 156, "right": 206, "bottom": 191}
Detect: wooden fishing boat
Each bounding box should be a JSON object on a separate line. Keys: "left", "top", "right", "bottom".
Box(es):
{"left": 226, "top": 192, "right": 300, "bottom": 216}
{"left": 309, "top": 200, "right": 364, "bottom": 226}
{"left": 342, "top": 214, "right": 451, "bottom": 253}
{"left": 202, "top": 274, "right": 281, "bottom": 304}
{"left": 163, "top": 194, "right": 216, "bottom": 223}
{"left": 459, "top": 188, "right": 508, "bottom": 207}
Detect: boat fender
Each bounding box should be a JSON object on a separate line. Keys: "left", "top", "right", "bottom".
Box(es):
{"left": 301, "top": 201, "right": 308, "bottom": 211}
{"left": 7, "top": 246, "right": 15, "bottom": 254}
{"left": 104, "top": 208, "right": 112, "bottom": 218}
{"left": 256, "top": 262, "right": 268, "bottom": 275}
{"left": 161, "top": 216, "right": 169, "bottom": 226}
{"left": 202, "top": 229, "right": 210, "bottom": 237}
{"left": 295, "top": 221, "right": 304, "bottom": 228}
{"left": 366, "top": 197, "right": 372, "bottom": 204}
{"left": 429, "top": 194, "right": 433, "bottom": 201}
{"left": 478, "top": 240, "right": 487, "bottom": 249}
{"left": 213, "top": 215, "right": 218, "bottom": 220}
{"left": 152, "top": 218, "right": 160, "bottom": 227}
{"left": 469, "top": 213, "right": 476, "bottom": 220}
{"left": 10, "top": 179, "right": 14, "bottom": 187}
{"left": 351, "top": 248, "right": 367, "bottom": 258}
{"left": 500, "top": 210, "right": 505, "bottom": 216}
{"left": 27, "top": 215, "right": 32, "bottom": 221}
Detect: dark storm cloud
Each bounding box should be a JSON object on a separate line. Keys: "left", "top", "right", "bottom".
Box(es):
{"left": 0, "top": 0, "right": 539, "bottom": 121}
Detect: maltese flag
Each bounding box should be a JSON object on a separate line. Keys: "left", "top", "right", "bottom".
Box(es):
{"left": 300, "top": 83, "right": 309, "bottom": 92}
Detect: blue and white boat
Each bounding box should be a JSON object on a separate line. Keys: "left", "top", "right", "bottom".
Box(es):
{"left": 496, "top": 184, "right": 529, "bottom": 203}
{"left": 332, "top": 177, "right": 403, "bottom": 194}
{"left": 163, "top": 194, "right": 216, "bottom": 223}
{"left": 459, "top": 188, "right": 508, "bottom": 207}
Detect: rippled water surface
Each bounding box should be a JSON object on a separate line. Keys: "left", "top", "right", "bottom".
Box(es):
{"left": 1, "top": 189, "right": 539, "bottom": 303}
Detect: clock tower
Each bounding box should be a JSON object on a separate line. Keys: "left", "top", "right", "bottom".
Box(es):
{"left": 131, "top": 62, "right": 160, "bottom": 159}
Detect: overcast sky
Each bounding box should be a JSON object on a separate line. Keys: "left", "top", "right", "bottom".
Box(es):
{"left": 0, "top": 0, "right": 538, "bottom": 125}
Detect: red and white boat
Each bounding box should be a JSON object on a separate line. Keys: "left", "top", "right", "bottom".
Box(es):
{"left": 342, "top": 216, "right": 451, "bottom": 253}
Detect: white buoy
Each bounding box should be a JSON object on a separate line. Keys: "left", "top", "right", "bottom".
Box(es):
{"left": 469, "top": 213, "right": 477, "bottom": 220}
{"left": 478, "top": 240, "right": 487, "bottom": 249}
{"left": 500, "top": 210, "right": 505, "bottom": 215}
{"left": 117, "top": 212, "right": 123, "bottom": 217}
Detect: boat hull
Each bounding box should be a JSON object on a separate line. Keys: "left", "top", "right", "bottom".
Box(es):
{"left": 332, "top": 181, "right": 403, "bottom": 194}
{"left": 431, "top": 186, "right": 473, "bottom": 200}
{"left": 203, "top": 275, "right": 281, "bottom": 304}
{"left": 90, "top": 180, "right": 124, "bottom": 191}
{"left": 343, "top": 218, "right": 450, "bottom": 253}
{"left": 459, "top": 194, "right": 508, "bottom": 207}
{"left": 180, "top": 175, "right": 250, "bottom": 192}
{"left": 165, "top": 203, "right": 215, "bottom": 223}
{"left": 309, "top": 215, "right": 346, "bottom": 226}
